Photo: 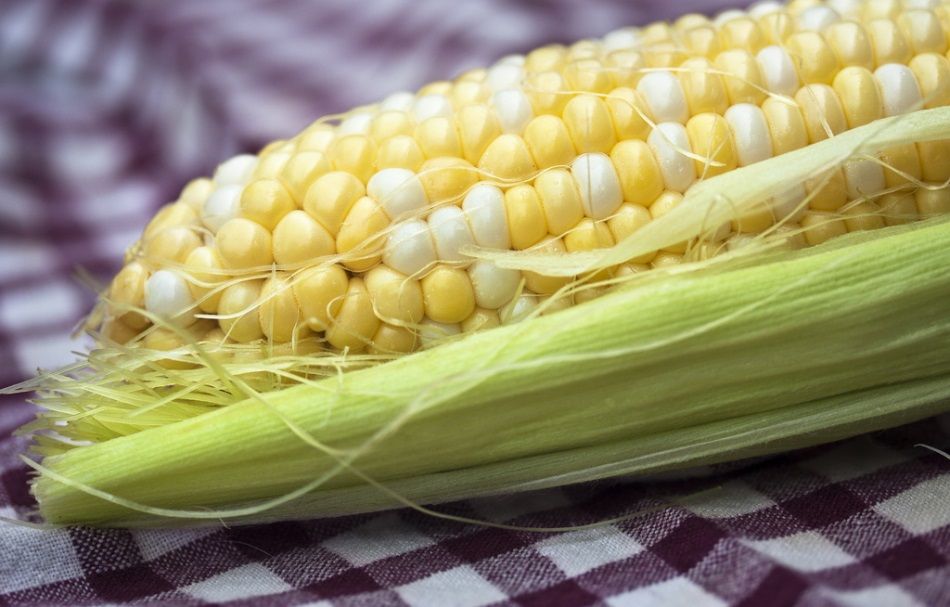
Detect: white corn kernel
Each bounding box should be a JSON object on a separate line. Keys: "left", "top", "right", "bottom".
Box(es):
{"left": 603, "top": 28, "right": 639, "bottom": 52}
{"left": 381, "top": 91, "right": 415, "bottom": 112}
{"left": 637, "top": 71, "right": 689, "bottom": 124}
{"left": 875, "top": 64, "right": 923, "bottom": 116}
{"left": 468, "top": 260, "right": 521, "bottom": 309}
{"left": 367, "top": 168, "right": 428, "bottom": 219}
{"left": 213, "top": 154, "right": 257, "bottom": 186}
{"left": 419, "top": 319, "right": 461, "bottom": 348}
{"left": 412, "top": 94, "right": 453, "bottom": 122}
{"left": 572, "top": 153, "right": 623, "bottom": 219}
{"left": 462, "top": 184, "right": 510, "bottom": 250}
{"left": 648, "top": 122, "right": 696, "bottom": 193}
{"left": 428, "top": 205, "right": 476, "bottom": 262}
{"left": 757, "top": 46, "right": 799, "bottom": 97}
{"left": 144, "top": 270, "right": 195, "bottom": 323}
{"left": 201, "top": 185, "right": 243, "bottom": 232}
{"left": 488, "top": 63, "right": 524, "bottom": 92}
{"left": 383, "top": 219, "right": 437, "bottom": 276}
{"left": 338, "top": 112, "right": 374, "bottom": 135}
{"left": 724, "top": 103, "right": 773, "bottom": 166}
{"left": 493, "top": 89, "right": 534, "bottom": 134}
{"left": 843, "top": 158, "right": 887, "bottom": 199}
{"left": 798, "top": 6, "right": 840, "bottom": 31}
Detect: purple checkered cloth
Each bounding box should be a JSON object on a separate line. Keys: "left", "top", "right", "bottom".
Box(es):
{"left": 1, "top": 0, "right": 948, "bottom": 605}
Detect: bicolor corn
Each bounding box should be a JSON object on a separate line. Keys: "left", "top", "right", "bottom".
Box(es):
{"left": 106, "top": 0, "right": 950, "bottom": 357}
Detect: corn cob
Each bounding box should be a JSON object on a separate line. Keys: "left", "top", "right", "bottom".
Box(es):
{"left": 99, "top": 0, "right": 950, "bottom": 356}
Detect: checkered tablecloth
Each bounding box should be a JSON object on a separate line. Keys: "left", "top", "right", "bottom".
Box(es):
{"left": 1, "top": 0, "right": 948, "bottom": 605}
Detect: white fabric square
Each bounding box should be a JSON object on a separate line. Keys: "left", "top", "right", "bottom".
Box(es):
{"left": 0, "top": 527, "right": 83, "bottom": 593}
{"left": 822, "top": 584, "right": 923, "bottom": 607}
{"left": 536, "top": 527, "right": 644, "bottom": 577}
{"left": 743, "top": 531, "right": 856, "bottom": 572}
{"left": 802, "top": 437, "right": 906, "bottom": 482}
{"left": 0, "top": 282, "right": 81, "bottom": 332}
{"left": 133, "top": 528, "right": 216, "bottom": 561}
{"left": 324, "top": 513, "right": 434, "bottom": 566}
{"left": 396, "top": 565, "right": 506, "bottom": 607}
{"left": 183, "top": 563, "right": 292, "bottom": 603}
{"left": 0, "top": 241, "right": 54, "bottom": 282}
{"left": 875, "top": 476, "right": 950, "bottom": 534}
{"left": 12, "top": 332, "right": 86, "bottom": 377}
{"left": 679, "top": 480, "right": 775, "bottom": 518}
{"left": 607, "top": 577, "right": 726, "bottom": 607}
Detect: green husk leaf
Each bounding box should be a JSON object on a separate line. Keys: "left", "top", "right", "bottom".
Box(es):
{"left": 29, "top": 216, "right": 950, "bottom": 526}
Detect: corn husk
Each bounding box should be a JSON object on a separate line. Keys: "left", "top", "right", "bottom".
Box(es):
{"left": 15, "top": 108, "right": 950, "bottom": 527}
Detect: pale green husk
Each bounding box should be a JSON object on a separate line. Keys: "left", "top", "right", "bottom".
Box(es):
{"left": 20, "top": 108, "right": 950, "bottom": 527}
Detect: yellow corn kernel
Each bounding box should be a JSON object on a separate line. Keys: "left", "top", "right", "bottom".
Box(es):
{"left": 419, "top": 157, "right": 479, "bottom": 202}
{"left": 364, "top": 266, "right": 424, "bottom": 324}
{"left": 786, "top": 32, "right": 839, "bottom": 85}
{"left": 651, "top": 252, "right": 684, "bottom": 268}
{"left": 109, "top": 262, "right": 149, "bottom": 329}
{"left": 369, "top": 324, "right": 417, "bottom": 354}
{"left": 758, "top": 10, "right": 795, "bottom": 46}
{"left": 253, "top": 151, "right": 291, "bottom": 179}
{"left": 844, "top": 201, "right": 886, "bottom": 232}
{"left": 453, "top": 80, "right": 490, "bottom": 108}
{"left": 272, "top": 210, "right": 336, "bottom": 266}
{"left": 179, "top": 178, "right": 214, "bottom": 212}
{"left": 916, "top": 185, "right": 950, "bottom": 217}
{"left": 281, "top": 151, "right": 331, "bottom": 203}
{"left": 421, "top": 265, "right": 476, "bottom": 324}
{"left": 326, "top": 278, "right": 379, "bottom": 352}
{"left": 297, "top": 124, "right": 335, "bottom": 153}
{"left": 877, "top": 191, "right": 919, "bottom": 225}
{"left": 607, "top": 203, "right": 655, "bottom": 264}
{"left": 336, "top": 196, "right": 390, "bottom": 272}
{"left": 909, "top": 53, "right": 950, "bottom": 109}
{"left": 898, "top": 9, "right": 947, "bottom": 56}
{"left": 863, "top": 0, "right": 900, "bottom": 21}
{"left": 679, "top": 58, "right": 729, "bottom": 116}
{"left": 144, "top": 203, "right": 197, "bottom": 240}
{"left": 293, "top": 265, "right": 348, "bottom": 332}
{"left": 686, "top": 113, "right": 738, "bottom": 179}
{"left": 303, "top": 171, "right": 365, "bottom": 236}
{"left": 535, "top": 168, "right": 585, "bottom": 235}
{"left": 183, "top": 246, "right": 227, "bottom": 314}
{"left": 259, "top": 275, "right": 308, "bottom": 343}
{"left": 215, "top": 218, "right": 273, "bottom": 269}
{"left": 832, "top": 67, "right": 885, "bottom": 128}
{"left": 524, "top": 115, "right": 577, "bottom": 169}
{"left": 217, "top": 280, "right": 264, "bottom": 343}
{"left": 525, "top": 71, "right": 570, "bottom": 116}
{"left": 523, "top": 237, "right": 571, "bottom": 294}
{"left": 879, "top": 144, "right": 922, "bottom": 188}
{"left": 376, "top": 135, "right": 426, "bottom": 171}
{"left": 610, "top": 140, "right": 664, "bottom": 206}
{"left": 681, "top": 25, "right": 721, "bottom": 58}
{"left": 795, "top": 84, "right": 848, "bottom": 143}
{"left": 504, "top": 184, "right": 548, "bottom": 249}
{"left": 824, "top": 21, "right": 874, "bottom": 70}
{"left": 715, "top": 49, "right": 767, "bottom": 105}
{"left": 457, "top": 105, "right": 502, "bottom": 165}
{"left": 478, "top": 134, "right": 538, "bottom": 182}
{"left": 605, "top": 87, "right": 652, "bottom": 141}
{"left": 719, "top": 17, "right": 766, "bottom": 53}
{"left": 650, "top": 191, "right": 690, "bottom": 251}
{"left": 370, "top": 111, "right": 415, "bottom": 142}
{"left": 761, "top": 97, "right": 809, "bottom": 156}
{"left": 143, "top": 226, "right": 201, "bottom": 265}
{"left": 562, "top": 94, "right": 617, "bottom": 154}
{"left": 605, "top": 49, "right": 648, "bottom": 88}
{"left": 328, "top": 134, "right": 376, "bottom": 183}
{"left": 806, "top": 169, "right": 849, "bottom": 211}
{"left": 867, "top": 18, "right": 912, "bottom": 66}
{"left": 564, "top": 58, "right": 613, "bottom": 94}
{"left": 240, "top": 179, "right": 295, "bottom": 230}
{"left": 461, "top": 308, "right": 501, "bottom": 333}
{"left": 416, "top": 116, "right": 462, "bottom": 159}
{"left": 418, "top": 80, "right": 452, "bottom": 96}
{"left": 917, "top": 140, "right": 950, "bottom": 182}
{"left": 526, "top": 45, "right": 566, "bottom": 73}
{"left": 564, "top": 218, "right": 614, "bottom": 252}
{"left": 801, "top": 211, "right": 847, "bottom": 246}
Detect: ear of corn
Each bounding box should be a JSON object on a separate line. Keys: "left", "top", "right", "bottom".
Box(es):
{"left": 8, "top": 0, "right": 950, "bottom": 526}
